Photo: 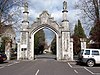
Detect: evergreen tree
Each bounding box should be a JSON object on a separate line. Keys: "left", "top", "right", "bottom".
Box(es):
{"left": 72, "top": 20, "right": 86, "bottom": 55}
{"left": 74, "top": 24, "right": 78, "bottom": 36}
{"left": 77, "top": 20, "right": 86, "bottom": 38}
{"left": 73, "top": 25, "right": 79, "bottom": 55}
{"left": 34, "top": 29, "right": 45, "bottom": 55}
{"left": 89, "top": 21, "right": 100, "bottom": 48}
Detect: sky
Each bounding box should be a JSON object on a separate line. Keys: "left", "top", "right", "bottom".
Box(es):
{"left": 26, "top": 0, "right": 80, "bottom": 45}
{"left": 28, "top": 0, "right": 80, "bottom": 25}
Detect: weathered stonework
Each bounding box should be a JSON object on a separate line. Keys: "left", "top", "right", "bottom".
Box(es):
{"left": 80, "top": 38, "right": 87, "bottom": 50}
{"left": 17, "top": 1, "right": 73, "bottom": 61}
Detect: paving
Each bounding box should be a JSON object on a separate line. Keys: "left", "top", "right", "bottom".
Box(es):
{"left": 0, "top": 57, "right": 100, "bottom": 75}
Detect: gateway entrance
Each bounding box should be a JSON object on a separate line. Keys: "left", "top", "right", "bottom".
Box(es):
{"left": 17, "top": 1, "right": 73, "bottom": 61}
{"left": 34, "top": 28, "right": 57, "bottom": 59}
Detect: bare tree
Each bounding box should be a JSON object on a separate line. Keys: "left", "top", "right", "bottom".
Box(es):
{"left": 76, "top": 0, "right": 100, "bottom": 48}
{"left": 76, "top": 0, "right": 100, "bottom": 27}
{"left": 0, "top": 0, "right": 26, "bottom": 52}
{"left": 0, "top": 0, "right": 24, "bottom": 32}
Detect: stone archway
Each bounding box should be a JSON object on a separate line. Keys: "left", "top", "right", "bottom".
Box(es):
{"left": 30, "top": 25, "right": 60, "bottom": 60}
{"left": 17, "top": 1, "right": 73, "bottom": 61}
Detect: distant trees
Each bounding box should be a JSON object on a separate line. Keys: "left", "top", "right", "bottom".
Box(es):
{"left": 51, "top": 35, "right": 56, "bottom": 55}
{"left": 76, "top": 0, "right": 100, "bottom": 48}
{"left": 72, "top": 20, "right": 86, "bottom": 55}
{"left": 34, "top": 30, "right": 45, "bottom": 55}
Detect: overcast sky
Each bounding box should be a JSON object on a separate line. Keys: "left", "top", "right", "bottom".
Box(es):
{"left": 28, "top": 0, "right": 80, "bottom": 24}
{"left": 26, "top": 0, "right": 81, "bottom": 45}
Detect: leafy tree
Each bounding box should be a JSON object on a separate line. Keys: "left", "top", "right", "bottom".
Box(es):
{"left": 51, "top": 35, "right": 56, "bottom": 55}
{"left": 72, "top": 20, "right": 86, "bottom": 55}
{"left": 34, "top": 29, "right": 45, "bottom": 55}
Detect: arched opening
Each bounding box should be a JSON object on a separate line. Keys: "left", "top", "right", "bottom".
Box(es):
{"left": 34, "top": 28, "right": 56, "bottom": 59}
{"left": 30, "top": 25, "right": 59, "bottom": 60}
{"left": 43, "top": 28, "right": 56, "bottom": 55}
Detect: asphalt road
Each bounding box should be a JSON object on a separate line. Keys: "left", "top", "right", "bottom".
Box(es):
{"left": 0, "top": 59, "right": 100, "bottom": 75}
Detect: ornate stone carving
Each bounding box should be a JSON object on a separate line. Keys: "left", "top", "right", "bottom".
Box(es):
{"left": 63, "top": 1, "right": 67, "bottom": 10}
{"left": 21, "top": 32, "right": 26, "bottom": 44}
{"left": 18, "top": 1, "right": 74, "bottom": 61}
{"left": 40, "top": 11, "right": 49, "bottom": 24}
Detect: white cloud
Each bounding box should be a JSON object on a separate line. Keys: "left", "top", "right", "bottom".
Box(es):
{"left": 28, "top": 0, "right": 65, "bottom": 22}
{"left": 28, "top": 0, "right": 80, "bottom": 24}
{"left": 26, "top": 0, "right": 80, "bottom": 43}
{"left": 68, "top": 9, "right": 81, "bottom": 25}
{"left": 28, "top": 8, "right": 41, "bottom": 24}
{"left": 51, "top": 11, "right": 62, "bottom": 22}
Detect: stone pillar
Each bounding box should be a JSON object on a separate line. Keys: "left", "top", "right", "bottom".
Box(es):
{"left": 70, "top": 38, "right": 73, "bottom": 61}
{"left": 17, "top": 42, "right": 20, "bottom": 60}
{"left": 62, "top": 1, "right": 69, "bottom": 31}
{"left": 62, "top": 1, "right": 68, "bottom": 21}
{"left": 57, "top": 35, "right": 61, "bottom": 60}
{"left": 5, "top": 42, "right": 11, "bottom": 60}
{"left": 61, "top": 32, "right": 70, "bottom": 60}
{"left": 27, "top": 37, "right": 31, "bottom": 60}
{"left": 19, "top": 1, "right": 29, "bottom": 60}
{"left": 80, "top": 38, "right": 87, "bottom": 50}
{"left": 61, "top": 1, "right": 71, "bottom": 60}
{"left": 30, "top": 34, "right": 34, "bottom": 60}
{"left": 5, "top": 50, "right": 10, "bottom": 60}
{"left": 25, "top": 32, "right": 29, "bottom": 59}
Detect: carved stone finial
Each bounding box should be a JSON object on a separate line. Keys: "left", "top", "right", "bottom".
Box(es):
{"left": 24, "top": 2, "right": 28, "bottom": 12}
{"left": 63, "top": 1, "right": 67, "bottom": 10}
{"left": 24, "top": 2, "right": 28, "bottom": 7}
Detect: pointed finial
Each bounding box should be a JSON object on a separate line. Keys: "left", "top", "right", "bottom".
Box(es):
{"left": 63, "top": 1, "right": 67, "bottom": 10}
{"left": 24, "top": 2, "right": 28, "bottom": 7}
{"left": 24, "top": 2, "right": 28, "bottom": 12}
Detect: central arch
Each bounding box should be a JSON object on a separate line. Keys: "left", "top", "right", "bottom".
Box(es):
{"left": 30, "top": 24, "right": 60, "bottom": 60}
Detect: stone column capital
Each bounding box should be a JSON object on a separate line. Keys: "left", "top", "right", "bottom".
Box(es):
{"left": 80, "top": 38, "right": 87, "bottom": 42}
